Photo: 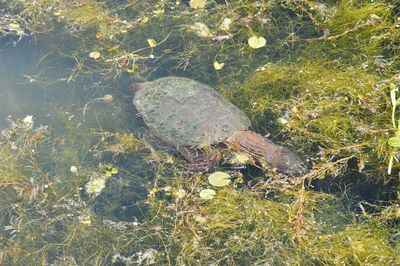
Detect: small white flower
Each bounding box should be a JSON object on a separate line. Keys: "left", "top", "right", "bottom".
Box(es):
{"left": 23, "top": 115, "right": 34, "bottom": 124}
{"left": 70, "top": 166, "right": 78, "bottom": 174}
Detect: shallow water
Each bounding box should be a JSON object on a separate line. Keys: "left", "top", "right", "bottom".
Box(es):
{"left": 1, "top": 1, "right": 399, "bottom": 265}
{"left": 0, "top": 39, "right": 149, "bottom": 219}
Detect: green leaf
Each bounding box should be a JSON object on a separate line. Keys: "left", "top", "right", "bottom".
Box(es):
{"left": 105, "top": 171, "right": 112, "bottom": 177}
{"left": 199, "top": 189, "right": 216, "bottom": 200}
{"left": 208, "top": 171, "right": 231, "bottom": 187}
{"left": 388, "top": 136, "right": 400, "bottom": 148}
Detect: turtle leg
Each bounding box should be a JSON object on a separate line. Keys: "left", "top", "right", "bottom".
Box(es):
{"left": 178, "top": 146, "right": 221, "bottom": 172}
{"left": 226, "top": 130, "right": 306, "bottom": 175}
{"left": 141, "top": 133, "right": 177, "bottom": 163}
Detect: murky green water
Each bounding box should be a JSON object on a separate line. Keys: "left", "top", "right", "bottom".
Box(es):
{"left": 0, "top": 39, "right": 150, "bottom": 220}
{"left": 1, "top": 1, "right": 400, "bottom": 265}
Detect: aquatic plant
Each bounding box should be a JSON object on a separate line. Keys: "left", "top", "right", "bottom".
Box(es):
{"left": 0, "top": 0, "right": 400, "bottom": 265}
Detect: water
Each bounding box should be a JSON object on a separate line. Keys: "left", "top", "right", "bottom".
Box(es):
{"left": 0, "top": 1, "right": 399, "bottom": 265}
{"left": 0, "top": 39, "right": 149, "bottom": 220}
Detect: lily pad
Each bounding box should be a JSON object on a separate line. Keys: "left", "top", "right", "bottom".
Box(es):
{"left": 175, "top": 189, "right": 187, "bottom": 198}
{"left": 190, "top": 0, "right": 206, "bottom": 9}
{"left": 219, "top": 18, "right": 232, "bottom": 31}
{"left": 208, "top": 171, "right": 231, "bottom": 187}
{"left": 190, "top": 22, "right": 211, "bottom": 37}
{"left": 89, "top": 51, "right": 101, "bottom": 59}
{"left": 213, "top": 61, "right": 224, "bottom": 70}
{"left": 388, "top": 136, "right": 400, "bottom": 148}
{"left": 199, "top": 189, "right": 216, "bottom": 200}
{"left": 248, "top": 36, "right": 266, "bottom": 49}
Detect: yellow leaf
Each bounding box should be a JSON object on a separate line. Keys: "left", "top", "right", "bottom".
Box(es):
{"left": 140, "top": 17, "right": 149, "bottom": 24}
{"left": 9, "top": 23, "right": 20, "bottom": 29}
{"left": 147, "top": 38, "right": 157, "bottom": 48}
{"left": 80, "top": 219, "right": 91, "bottom": 225}
{"left": 213, "top": 61, "right": 224, "bottom": 70}
{"left": 126, "top": 64, "right": 139, "bottom": 73}
{"left": 248, "top": 36, "right": 266, "bottom": 49}
{"left": 190, "top": 0, "right": 206, "bottom": 9}
{"left": 110, "top": 168, "right": 118, "bottom": 174}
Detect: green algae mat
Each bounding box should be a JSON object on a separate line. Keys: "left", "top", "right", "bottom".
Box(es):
{"left": 0, "top": 0, "right": 400, "bottom": 265}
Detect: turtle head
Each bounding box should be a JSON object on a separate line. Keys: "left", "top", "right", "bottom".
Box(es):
{"left": 226, "top": 130, "right": 307, "bottom": 176}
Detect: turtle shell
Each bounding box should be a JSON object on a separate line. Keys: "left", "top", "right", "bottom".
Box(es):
{"left": 133, "top": 76, "right": 250, "bottom": 146}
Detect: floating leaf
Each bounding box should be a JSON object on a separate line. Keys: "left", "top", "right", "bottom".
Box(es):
{"left": 23, "top": 115, "right": 33, "bottom": 124}
{"left": 219, "top": 18, "right": 232, "bottom": 31}
{"left": 80, "top": 218, "right": 91, "bottom": 225}
{"left": 110, "top": 168, "right": 118, "bottom": 174}
{"left": 208, "top": 171, "right": 231, "bottom": 187}
{"left": 85, "top": 177, "right": 107, "bottom": 197}
{"left": 388, "top": 136, "right": 400, "bottom": 148}
{"left": 162, "top": 186, "right": 172, "bottom": 192}
{"left": 248, "top": 36, "right": 266, "bottom": 49}
{"left": 140, "top": 16, "right": 149, "bottom": 24}
{"left": 190, "top": 0, "right": 206, "bottom": 9}
{"left": 147, "top": 39, "right": 157, "bottom": 48}
{"left": 194, "top": 215, "right": 207, "bottom": 223}
{"left": 199, "top": 189, "right": 216, "bottom": 200}
{"left": 9, "top": 23, "right": 20, "bottom": 29}
{"left": 213, "top": 61, "right": 224, "bottom": 70}
{"left": 126, "top": 64, "right": 139, "bottom": 73}
{"left": 89, "top": 51, "right": 101, "bottom": 59}
{"left": 70, "top": 166, "right": 78, "bottom": 174}
{"left": 231, "top": 152, "right": 252, "bottom": 164}
{"left": 189, "top": 22, "right": 211, "bottom": 37}
{"left": 153, "top": 6, "right": 164, "bottom": 16}
{"left": 175, "top": 189, "right": 187, "bottom": 198}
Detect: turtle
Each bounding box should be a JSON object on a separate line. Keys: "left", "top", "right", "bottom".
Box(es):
{"left": 131, "top": 76, "right": 305, "bottom": 175}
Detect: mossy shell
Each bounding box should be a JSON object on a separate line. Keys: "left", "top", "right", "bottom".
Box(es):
{"left": 133, "top": 76, "right": 250, "bottom": 146}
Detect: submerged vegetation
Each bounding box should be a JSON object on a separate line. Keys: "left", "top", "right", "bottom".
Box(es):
{"left": 1, "top": 0, "right": 400, "bottom": 265}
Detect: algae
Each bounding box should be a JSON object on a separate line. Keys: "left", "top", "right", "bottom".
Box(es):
{"left": 0, "top": 0, "right": 400, "bottom": 265}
